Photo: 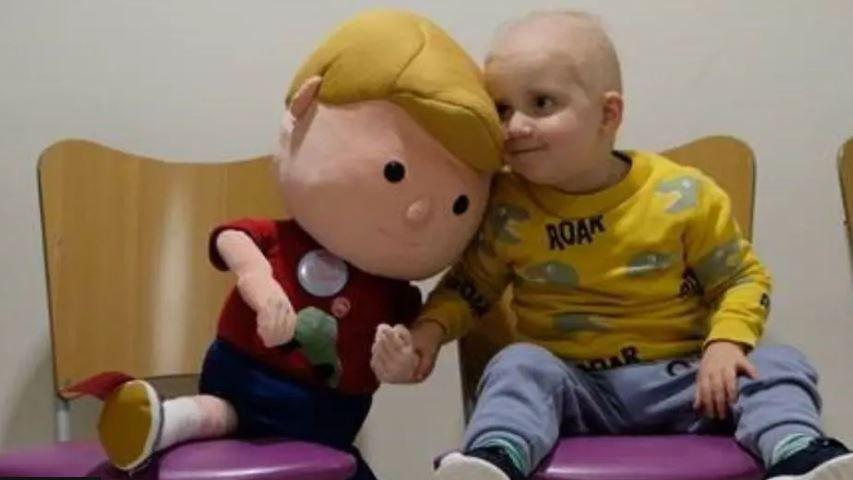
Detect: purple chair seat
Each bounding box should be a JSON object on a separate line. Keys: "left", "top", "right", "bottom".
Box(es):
{"left": 534, "top": 436, "right": 763, "bottom": 480}
{"left": 0, "top": 438, "right": 355, "bottom": 479}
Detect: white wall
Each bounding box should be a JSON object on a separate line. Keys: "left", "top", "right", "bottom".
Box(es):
{"left": 1, "top": 1, "right": 851, "bottom": 479}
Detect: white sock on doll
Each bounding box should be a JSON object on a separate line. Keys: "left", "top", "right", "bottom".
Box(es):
{"left": 159, "top": 397, "right": 202, "bottom": 450}
{"left": 159, "top": 395, "right": 237, "bottom": 450}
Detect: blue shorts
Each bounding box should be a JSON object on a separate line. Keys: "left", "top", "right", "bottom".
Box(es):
{"left": 198, "top": 339, "right": 372, "bottom": 450}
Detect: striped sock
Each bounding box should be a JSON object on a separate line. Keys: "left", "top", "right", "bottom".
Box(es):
{"left": 478, "top": 437, "right": 528, "bottom": 475}
{"left": 771, "top": 433, "right": 818, "bottom": 466}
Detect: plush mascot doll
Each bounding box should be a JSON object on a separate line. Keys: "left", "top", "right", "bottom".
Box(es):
{"left": 65, "top": 9, "right": 501, "bottom": 480}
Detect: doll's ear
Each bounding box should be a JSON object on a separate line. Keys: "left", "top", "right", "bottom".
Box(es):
{"left": 289, "top": 76, "right": 322, "bottom": 120}
{"left": 280, "top": 75, "right": 323, "bottom": 146}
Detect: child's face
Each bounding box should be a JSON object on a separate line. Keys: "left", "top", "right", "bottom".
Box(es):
{"left": 485, "top": 29, "right": 613, "bottom": 191}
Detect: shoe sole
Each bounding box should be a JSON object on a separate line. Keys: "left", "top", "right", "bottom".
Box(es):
{"left": 97, "top": 379, "right": 162, "bottom": 471}
{"left": 772, "top": 452, "right": 853, "bottom": 479}
{"left": 434, "top": 452, "right": 510, "bottom": 480}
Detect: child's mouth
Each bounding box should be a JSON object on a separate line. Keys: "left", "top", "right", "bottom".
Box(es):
{"left": 509, "top": 146, "right": 544, "bottom": 155}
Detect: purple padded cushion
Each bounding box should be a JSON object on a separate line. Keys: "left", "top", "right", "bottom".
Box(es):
{"left": 534, "top": 436, "right": 763, "bottom": 480}
{"left": 0, "top": 438, "right": 355, "bottom": 480}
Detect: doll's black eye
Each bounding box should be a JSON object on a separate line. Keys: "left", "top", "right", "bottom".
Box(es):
{"left": 453, "top": 195, "right": 469, "bottom": 215}
{"left": 384, "top": 161, "right": 405, "bottom": 183}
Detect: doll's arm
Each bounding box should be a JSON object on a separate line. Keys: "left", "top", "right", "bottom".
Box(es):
{"left": 216, "top": 230, "right": 273, "bottom": 307}
{"left": 216, "top": 229, "right": 297, "bottom": 346}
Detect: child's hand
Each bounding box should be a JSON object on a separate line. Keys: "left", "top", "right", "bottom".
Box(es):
{"left": 410, "top": 319, "right": 446, "bottom": 382}
{"left": 371, "top": 324, "right": 419, "bottom": 383}
{"left": 693, "top": 340, "right": 759, "bottom": 420}
{"left": 237, "top": 271, "right": 297, "bottom": 347}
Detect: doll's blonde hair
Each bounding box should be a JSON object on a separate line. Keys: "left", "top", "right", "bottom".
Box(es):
{"left": 287, "top": 10, "right": 502, "bottom": 173}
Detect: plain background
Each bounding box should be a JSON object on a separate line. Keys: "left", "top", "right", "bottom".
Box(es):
{"left": 1, "top": 1, "right": 851, "bottom": 479}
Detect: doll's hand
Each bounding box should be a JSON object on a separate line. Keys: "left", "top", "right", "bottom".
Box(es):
{"left": 237, "top": 270, "right": 297, "bottom": 347}
{"left": 256, "top": 292, "right": 298, "bottom": 348}
{"left": 371, "top": 324, "right": 419, "bottom": 383}
{"left": 693, "top": 340, "right": 759, "bottom": 420}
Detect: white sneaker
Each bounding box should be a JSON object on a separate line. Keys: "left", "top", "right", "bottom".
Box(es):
{"left": 433, "top": 452, "right": 510, "bottom": 480}
{"left": 770, "top": 452, "right": 853, "bottom": 479}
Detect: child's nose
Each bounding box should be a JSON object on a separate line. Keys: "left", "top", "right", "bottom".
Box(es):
{"left": 504, "top": 112, "right": 534, "bottom": 139}
{"left": 404, "top": 196, "right": 433, "bottom": 227}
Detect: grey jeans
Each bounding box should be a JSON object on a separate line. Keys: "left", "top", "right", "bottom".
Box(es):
{"left": 465, "top": 343, "right": 822, "bottom": 474}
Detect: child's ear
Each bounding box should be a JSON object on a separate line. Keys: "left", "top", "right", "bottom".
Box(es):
{"left": 601, "top": 91, "right": 624, "bottom": 132}
{"left": 289, "top": 76, "right": 323, "bottom": 120}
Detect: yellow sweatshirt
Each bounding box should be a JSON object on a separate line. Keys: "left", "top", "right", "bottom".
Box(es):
{"left": 422, "top": 150, "right": 771, "bottom": 370}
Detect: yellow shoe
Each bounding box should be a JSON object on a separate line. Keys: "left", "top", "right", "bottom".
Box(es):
{"left": 97, "top": 379, "right": 162, "bottom": 471}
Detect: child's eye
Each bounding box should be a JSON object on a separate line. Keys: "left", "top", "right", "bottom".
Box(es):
{"left": 494, "top": 102, "right": 512, "bottom": 121}
{"left": 535, "top": 95, "right": 555, "bottom": 111}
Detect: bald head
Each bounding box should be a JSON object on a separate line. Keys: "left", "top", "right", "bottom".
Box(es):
{"left": 488, "top": 10, "right": 622, "bottom": 95}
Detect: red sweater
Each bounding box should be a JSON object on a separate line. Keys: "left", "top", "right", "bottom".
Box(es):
{"left": 209, "top": 218, "right": 422, "bottom": 394}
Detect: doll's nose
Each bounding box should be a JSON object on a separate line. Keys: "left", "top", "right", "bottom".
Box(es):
{"left": 405, "top": 196, "right": 433, "bottom": 227}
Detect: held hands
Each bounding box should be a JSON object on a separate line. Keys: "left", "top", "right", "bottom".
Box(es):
{"left": 237, "top": 270, "right": 297, "bottom": 347}
{"left": 693, "top": 340, "right": 759, "bottom": 420}
{"left": 370, "top": 320, "right": 445, "bottom": 384}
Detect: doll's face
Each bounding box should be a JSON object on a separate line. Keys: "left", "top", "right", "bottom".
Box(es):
{"left": 277, "top": 88, "right": 491, "bottom": 280}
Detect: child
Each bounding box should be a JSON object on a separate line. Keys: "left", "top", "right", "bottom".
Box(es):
{"left": 370, "top": 10, "right": 853, "bottom": 480}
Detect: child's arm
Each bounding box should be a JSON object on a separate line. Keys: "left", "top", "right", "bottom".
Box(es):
{"left": 421, "top": 226, "right": 514, "bottom": 338}
{"left": 371, "top": 205, "right": 514, "bottom": 383}
{"left": 684, "top": 177, "right": 771, "bottom": 418}
{"left": 684, "top": 178, "right": 772, "bottom": 350}
{"left": 216, "top": 229, "right": 297, "bottom": 347}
